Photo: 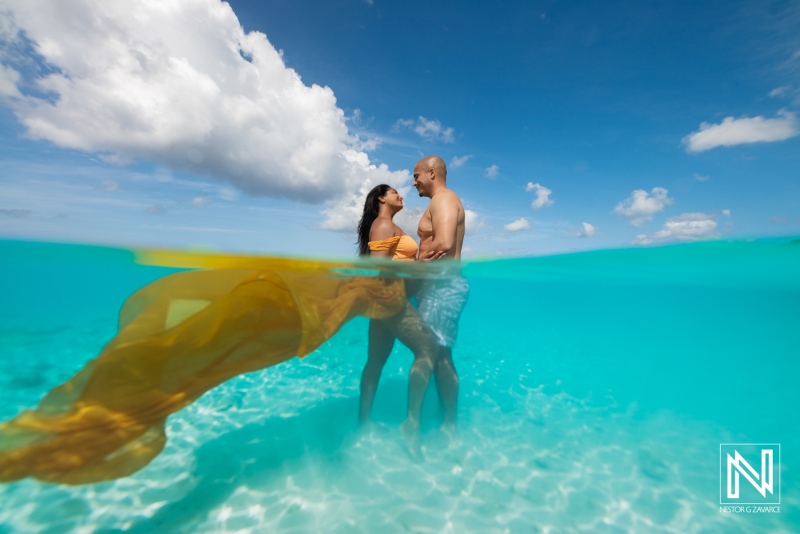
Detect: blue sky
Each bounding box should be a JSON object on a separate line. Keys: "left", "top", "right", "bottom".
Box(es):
{"left": 1, "top": 0, "right": 798, "bottom": 258}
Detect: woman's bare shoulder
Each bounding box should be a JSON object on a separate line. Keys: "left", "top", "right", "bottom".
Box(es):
{"left": 369, "top": 217, "right": 397, "bottom": 240}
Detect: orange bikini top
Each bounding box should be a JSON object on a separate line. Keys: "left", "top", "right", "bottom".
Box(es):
{"left": 367, "top": 235, "right": 418, "bottom": 262}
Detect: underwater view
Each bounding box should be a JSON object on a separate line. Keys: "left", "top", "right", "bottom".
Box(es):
{"left": 0, "top": 238, "right": 798, "bottom": 533}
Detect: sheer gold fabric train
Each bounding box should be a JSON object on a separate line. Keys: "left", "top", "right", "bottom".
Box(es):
{"left": 0, "top": 254, "right": 409, "bottom": 485}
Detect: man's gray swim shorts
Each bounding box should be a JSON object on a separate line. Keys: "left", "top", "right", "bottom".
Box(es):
{"left": 416, "top": 276, "right": 470, "bottom": 348}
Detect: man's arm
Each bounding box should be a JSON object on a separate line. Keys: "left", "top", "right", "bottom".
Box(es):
{"left": 429, "top": 194, "right": 459, "bottom": 255}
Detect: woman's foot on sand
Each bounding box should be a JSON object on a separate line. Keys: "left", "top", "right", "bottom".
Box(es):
{"left": 440, "top": 421, "right": 461, "bottom": 447}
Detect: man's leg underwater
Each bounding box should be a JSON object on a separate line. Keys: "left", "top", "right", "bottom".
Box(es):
{"left": 418, "top": 277, "right": 468, "bottom": 431}
{"left": 434, "top": 346, "right": 459, "bottom": 430}
{"left": 380, "top": 300, "right": 438, "bottom": 455}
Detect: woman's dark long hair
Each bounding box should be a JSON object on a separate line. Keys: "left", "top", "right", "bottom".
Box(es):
{"left": 357, "top": 184, "right": 392, "bottom": 256}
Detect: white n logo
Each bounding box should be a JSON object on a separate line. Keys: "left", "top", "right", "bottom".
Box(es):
{"left": 727, "top": 449, "right": 773, "bottom": 498}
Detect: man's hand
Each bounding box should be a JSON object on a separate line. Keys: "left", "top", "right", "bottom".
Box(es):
{"left": 419, "top": 250, "right": 446, "bottom": 262}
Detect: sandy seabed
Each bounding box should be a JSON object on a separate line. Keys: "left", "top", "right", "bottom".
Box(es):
{"left": 1, "top": 318, "right": 796, "bottom": 534}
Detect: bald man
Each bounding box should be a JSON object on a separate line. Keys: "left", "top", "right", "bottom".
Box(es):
{"left": 412, "top": 155, "right": 469, "bottom": 433}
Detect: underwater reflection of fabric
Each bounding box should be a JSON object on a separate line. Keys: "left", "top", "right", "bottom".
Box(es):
{"left": 0, "top": 267, "right": 406, "bottom": 485}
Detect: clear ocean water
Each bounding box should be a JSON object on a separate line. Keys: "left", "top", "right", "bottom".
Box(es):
{"left": 0, "top": 238, "right": 798, "bottom": 533}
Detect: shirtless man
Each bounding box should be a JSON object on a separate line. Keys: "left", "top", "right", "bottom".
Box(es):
{"left": 413, "top": 155, "right": 468, "bottom": 432}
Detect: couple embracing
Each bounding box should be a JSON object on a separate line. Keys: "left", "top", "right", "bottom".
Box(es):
{"left": 356, "top": 155, "right": 469, "bottom": 451}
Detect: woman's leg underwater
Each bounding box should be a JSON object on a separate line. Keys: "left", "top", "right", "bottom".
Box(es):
{"left": 359, "top": 319, "right": 395, "bottom": 422}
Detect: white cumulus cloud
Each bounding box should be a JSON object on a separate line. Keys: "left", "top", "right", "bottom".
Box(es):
{"left": 504, "top": 217, "right": 530, "bottom": 232}
{"left": 0, "top": 0, "right": 408, "bottom": 213}
{"left": 682, "top": 110, "right": 799, "bottom": 152}
{"left": 613, "top": 187, "right": 673, "bottom": 227}
{"left": 392, "top": 205, "right": 424, "bottom": 235}
{"left": 393, "top": 116, "right": 455, "bottom": 143}
{"left": 319, "top": 154, "right": 411, "bottom": 231}
{"left": 485, "top": 164, "right": 499, "bottom": 178}
{"left": 450, "top": 154, "right": 473, "bottom": 168}
{"left": 632, "top": 212, "right": 720, "bottom": 245}
{"left": 578, "top": 222, "right": 596, "bottom": 237}
{"left": 464, "top": 209, "right": 485, "bottom": 235}
{"left": 693, "top": 173, "right": 710, "bottom": 182}
{"left": 0, "top": 63, "right": 21, "bottom": 97}
{"left": 526, "top": 182, "right": 554, "bottom": 210}
{"left": 769, "top": 86, "right": 790, "bottom": 98}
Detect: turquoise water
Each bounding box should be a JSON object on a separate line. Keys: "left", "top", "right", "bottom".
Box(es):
{"left": 0, "top": 238, "right": 798, "bottom": 533}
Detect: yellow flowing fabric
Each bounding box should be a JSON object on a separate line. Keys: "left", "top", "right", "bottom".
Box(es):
{"left": 0, "top": 252, "right": 410, "bottom": 485}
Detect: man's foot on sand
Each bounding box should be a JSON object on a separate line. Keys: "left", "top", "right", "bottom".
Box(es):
{"left": 401, "top": 418, "right": 423, "bottom": 461}
{"left": 440, "top": 421, "right": 461, "bottom": 447}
